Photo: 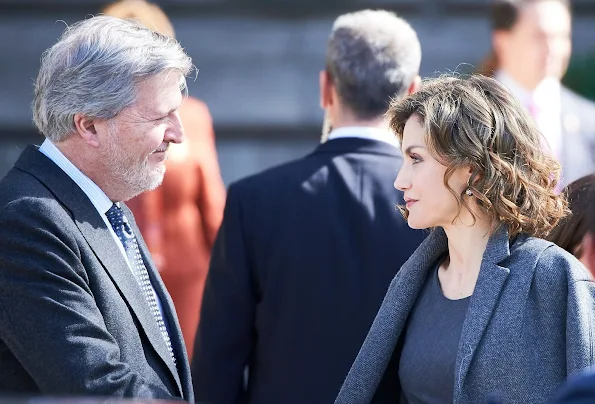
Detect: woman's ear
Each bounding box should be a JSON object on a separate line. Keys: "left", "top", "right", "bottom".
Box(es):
{"left": 468, "top": 166, "right": 482, "bottom": 186}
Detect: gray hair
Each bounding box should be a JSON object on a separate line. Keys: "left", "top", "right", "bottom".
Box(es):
{"left": 326, "top": 10, "right": 421, "bottom": 120}
{"left": 33, "top": 15, "right": 194, "bottom": 142}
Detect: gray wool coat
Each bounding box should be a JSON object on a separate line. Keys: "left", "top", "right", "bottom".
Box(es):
{"left": 335, "top": 225, "right": 595, "bottom": 404}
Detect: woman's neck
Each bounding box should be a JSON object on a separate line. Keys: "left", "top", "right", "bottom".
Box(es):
{"left": 439, "top": 214, "right": 494, "bottom": 299}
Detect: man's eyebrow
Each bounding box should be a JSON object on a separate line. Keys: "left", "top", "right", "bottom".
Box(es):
{"left": 149, "top": 106, "right": 178, "bottom": 119}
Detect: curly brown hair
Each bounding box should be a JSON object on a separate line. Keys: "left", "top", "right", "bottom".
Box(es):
{"left": 389, "top": 74, "right": 569, "bottom": 238}
{"left": 547, "top": 174, "right": 595, "bottom": 257}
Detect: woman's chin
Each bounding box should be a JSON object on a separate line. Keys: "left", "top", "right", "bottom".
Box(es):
{"left": 406, "top": 217, "right": 430, "bottom": 230}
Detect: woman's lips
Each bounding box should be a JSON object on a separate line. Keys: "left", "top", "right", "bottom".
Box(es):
{"left": 404, "top": 198, "right": 418, "bottom": 209}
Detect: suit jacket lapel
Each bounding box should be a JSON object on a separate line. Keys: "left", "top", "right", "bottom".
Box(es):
{"left": 75, "top": 214, "right": 183, "bottom": 396}
{"left": 454, "top": 226, "right": 511, "bottom": 399}
{"left": 124, "top": 204, "right": 189, "bottom": 398}
{"left": 14, "top": 146, "right": 183, "bottom": 396}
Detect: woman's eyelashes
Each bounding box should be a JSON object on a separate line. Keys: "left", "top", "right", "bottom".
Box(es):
{"left": 409, "top": 153, "right": 422, "bottom": 164}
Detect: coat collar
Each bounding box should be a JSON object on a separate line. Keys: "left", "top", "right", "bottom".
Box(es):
{"left": 14, "top": 145, "right": 186, "bottom": 396}
{"left": 311, "top": 137, "right": 402, "bottom": 158}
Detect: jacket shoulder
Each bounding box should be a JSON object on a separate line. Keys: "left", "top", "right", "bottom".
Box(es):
{"left": 515, "top": 237, "right": 592, "bottom": 291}
{"left": 561, "top": 86, "right": 595, "bottom": 113}
{"left": 229, "top": 153, "right": 319, "bottom": 194}
{"left": 0, "top": 167, "right": 58, "bottom": 210}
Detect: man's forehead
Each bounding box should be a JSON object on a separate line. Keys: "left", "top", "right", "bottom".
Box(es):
{"left": 522, "top": 1, "right": 571, "bottom": 31}
{"left": 135, "top": 75, "right": 183, "bottom": 112}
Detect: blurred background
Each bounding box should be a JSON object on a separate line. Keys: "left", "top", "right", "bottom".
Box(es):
{"left": 1, "top": 0, "right": 594, "bottom": 186}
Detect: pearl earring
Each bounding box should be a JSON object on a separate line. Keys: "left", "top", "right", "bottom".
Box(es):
{"left": 465, "top": 188, "right": 473, "bottom": 196}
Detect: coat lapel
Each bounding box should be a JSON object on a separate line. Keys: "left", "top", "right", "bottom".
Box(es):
{"left": 453, "top": 226, "right": 511, "bottom": 400}
{"left": 311, "top": 137, "right": 402, "bottom": 158}
{"left": 378, "top": 227, "right": 449, "bottom": 346}
{"left": 14, "top": 146, "right": 183, "bottom": 396}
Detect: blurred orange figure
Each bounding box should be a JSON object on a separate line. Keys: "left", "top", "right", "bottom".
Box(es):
{"left": 102, "top": 0, "right": 226, "bottom": 360}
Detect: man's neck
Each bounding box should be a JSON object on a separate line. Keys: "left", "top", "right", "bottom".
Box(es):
{"left": 331, "top": 116, "right": 389, "bottom": 131}
{"left": 54, "top": 140, "right": 120, "bottom": 201}
{"left": 496, "top": 68, "right": 542, "bottom": 92}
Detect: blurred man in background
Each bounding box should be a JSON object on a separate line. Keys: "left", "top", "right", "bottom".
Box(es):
{"left": 192, "top": 9, "right": 426, "bottom": 404}
{"left": 102, "top": 0, "right": 226, "bottom": 361}
{"left": 480, "top": 0, "right": 595, "bottom": 186}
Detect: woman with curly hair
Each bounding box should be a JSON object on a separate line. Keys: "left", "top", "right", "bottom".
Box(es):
{"left": 335, "top": 74, "right": 595, "bottom": 404}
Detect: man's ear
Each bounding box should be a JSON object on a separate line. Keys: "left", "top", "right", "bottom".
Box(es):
{"left": 407, "top": 75, "right": 421, "bottom": 95}
{"left": 319, "top": 70, "right": 334, "bottom": 110}
{"left": 492, "top": 30, "right": 508, "bottom": 61}
{"left": 73, "top": 113, "right": 100, "bottom": 147}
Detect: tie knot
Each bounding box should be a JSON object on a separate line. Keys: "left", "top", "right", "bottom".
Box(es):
{"left": 106, "top": 203, "right": 131, "bottom": 233}
{"left": 106, "top": 203, "right": 125, "bottom": 226}
{"left": 106, "top": 203, "right": 135, "bottom": 247}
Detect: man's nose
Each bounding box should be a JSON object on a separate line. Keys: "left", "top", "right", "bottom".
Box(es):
{"left": 166, "top": 112, "right": 184, "bottom": 144}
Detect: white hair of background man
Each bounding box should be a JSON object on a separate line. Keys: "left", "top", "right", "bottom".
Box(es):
{"left": 33, "top": 15, "right": 194, "bottom": 142}
{"left": 325, "top": 9, "right": 422, "bottom": 121}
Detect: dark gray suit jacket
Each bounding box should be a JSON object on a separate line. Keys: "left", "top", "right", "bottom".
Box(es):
{"left": 0, "top": 146, "right": 193, "bottom": 400}
{"left": 336, "top": 226, "right": 595, "bottom": 404}
{"left": 555, "top": 87, "right": 595, "bottom": 186}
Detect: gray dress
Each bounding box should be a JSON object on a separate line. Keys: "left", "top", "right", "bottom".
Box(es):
{"left": 399, "top": 258, "right": 471, "bottom": 404}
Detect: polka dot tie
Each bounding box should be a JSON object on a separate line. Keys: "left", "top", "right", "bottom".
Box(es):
{"left": 106, "top": 203, "right": 176, "bottom": 365}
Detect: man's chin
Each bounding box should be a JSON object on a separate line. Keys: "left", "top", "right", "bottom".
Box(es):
{"left": 127, "top": 167, "right": 166, "bottom": 197}
{"left": 145, "top": 170, "right": 166, "bottom": 191}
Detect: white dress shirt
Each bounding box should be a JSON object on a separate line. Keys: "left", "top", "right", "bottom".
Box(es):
{"left": 327, "top": 126, "right": 400, "bottom": 148}
{"left": 496, "top": 70, "right": 563, "bottom": 159}
{"left": 38, "top": 139, "right": 169, "bottom": 323}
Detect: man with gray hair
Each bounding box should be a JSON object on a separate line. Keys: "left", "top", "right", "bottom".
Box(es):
{"left": 192, "top": 9, "right": 426, "bottom": 403}
{"left": 0, "top": 16, "right": 193, "bottom": 399}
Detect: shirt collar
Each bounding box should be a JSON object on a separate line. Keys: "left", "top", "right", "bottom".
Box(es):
{"left": 327, "top": 126, "right": 399, "bottom": 148}
{"left": 38, "top": 139, "right": 114, "bottom": 215}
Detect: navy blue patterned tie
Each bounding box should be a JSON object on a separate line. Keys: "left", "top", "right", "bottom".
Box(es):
{"left": 106, "top": 203, "right": 176, "bottom": 365}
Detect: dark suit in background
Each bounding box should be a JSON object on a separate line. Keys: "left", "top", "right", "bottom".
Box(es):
{"left": 0, "top": 147, "right": 192, "bottom": 398}
{"left": 192, "top": 137, "right": 426, "bottom": 403}
{"left": 192, "top": 10, "right": 425, "bottom": 403}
